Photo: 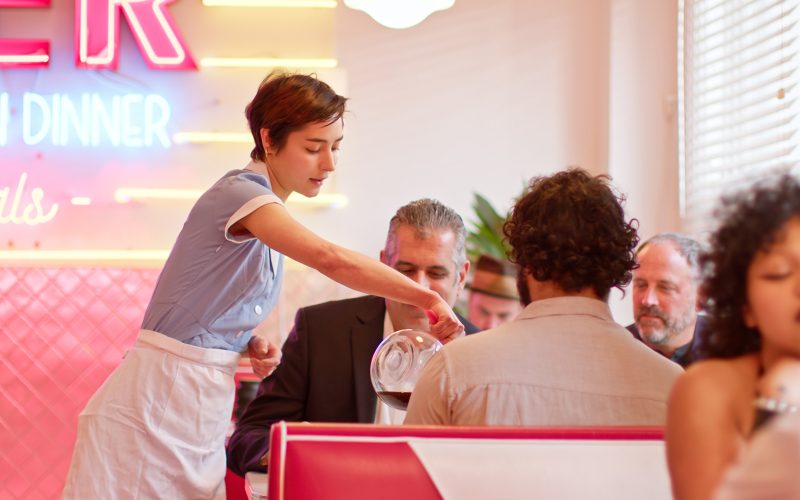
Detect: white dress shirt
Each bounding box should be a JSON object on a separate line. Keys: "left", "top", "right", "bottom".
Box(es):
{"left": 373, "top": 312, "right": 408, "bottom": 425}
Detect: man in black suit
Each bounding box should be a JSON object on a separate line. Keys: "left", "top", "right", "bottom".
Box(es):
{"left": 627, "top": 232, "right": 709, "bottom": 368}
{"left": 226, "top": 199, "right": 479, "bottom": 476}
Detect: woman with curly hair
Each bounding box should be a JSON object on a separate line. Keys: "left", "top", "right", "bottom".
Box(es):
{"left": 406, "top": 168, "right": 682, "bottom": 426}
{"left": 666, "top": 174, "right": 800, "bottom": 500}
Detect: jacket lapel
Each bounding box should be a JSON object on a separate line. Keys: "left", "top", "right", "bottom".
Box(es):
{"left": 351, "top": 297, "right": 385, "bottom": 423}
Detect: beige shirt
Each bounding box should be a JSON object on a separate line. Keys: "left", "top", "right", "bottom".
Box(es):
{"left": 405, "top": 296, "right": 682, "bottom": 426}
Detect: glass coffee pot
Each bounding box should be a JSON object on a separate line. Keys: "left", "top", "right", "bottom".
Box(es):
{"left": 370, "top": 329, "right": 443, "bottom": 410}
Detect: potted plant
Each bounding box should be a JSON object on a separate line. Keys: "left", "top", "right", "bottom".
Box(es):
{"left": 466, "top": 193, "right": 513, "bottom": 262}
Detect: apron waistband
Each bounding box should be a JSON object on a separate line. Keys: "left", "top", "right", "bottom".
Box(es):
{"left": 136, "top": 329, "right": 241, "bottom": 375}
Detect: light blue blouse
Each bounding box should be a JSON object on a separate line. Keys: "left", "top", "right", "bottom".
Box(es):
{"left": 141, "top": 160, "right": 284, "bottom": 352}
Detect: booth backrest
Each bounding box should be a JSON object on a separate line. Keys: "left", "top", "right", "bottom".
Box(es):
{"left": 266, "top": 422, "right": 671, "bottom": 500}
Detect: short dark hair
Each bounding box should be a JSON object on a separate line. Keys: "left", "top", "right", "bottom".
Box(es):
{"left": 245, "top": 72, "right": 347, "bottom": 161}
{"left": 701, "top": 174, "right": 800, "bottom": 358}
{"left": 503, "top": 168, "right": 639, "bottom": 302}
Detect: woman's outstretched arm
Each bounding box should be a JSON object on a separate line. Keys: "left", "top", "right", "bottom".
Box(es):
{"left": 238, "top": 202, "right": 464, "bottom": 342}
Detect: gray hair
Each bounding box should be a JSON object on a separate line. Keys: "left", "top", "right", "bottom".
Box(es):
{"left": 638, "top": 232, "right": 705, "bottom": 283}
{"left": 385, "top": 198, "right": 467, "bottom": 267}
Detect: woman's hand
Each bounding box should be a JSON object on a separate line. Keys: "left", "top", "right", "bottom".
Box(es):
{"left": 426, "top": 298, "right": 465, "bottom": 344}
{"left": 247, "top": 335, "right": 282, "bottom": 379}
{"left": 757, "top": 359, "right": 800, "bottom": 405}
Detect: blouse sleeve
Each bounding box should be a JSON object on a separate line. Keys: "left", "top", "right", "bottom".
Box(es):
{"left": 215, "top": 171, "right": 284, "bottom": 243}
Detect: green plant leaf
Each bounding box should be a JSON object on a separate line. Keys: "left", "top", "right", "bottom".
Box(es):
{"left": 467, "top": 192, "right": 511, "bottom": 262}
{"left": 472, "top": 194, "right": 504, "bottom": 229}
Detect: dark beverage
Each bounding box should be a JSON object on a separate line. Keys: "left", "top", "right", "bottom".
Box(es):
{"left": 377, "top": 391, "right": 412, "bottom": 410}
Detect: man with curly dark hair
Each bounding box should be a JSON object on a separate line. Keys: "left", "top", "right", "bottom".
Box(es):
{"left": 406, "top": 168, "right": 682, "bottom": 426}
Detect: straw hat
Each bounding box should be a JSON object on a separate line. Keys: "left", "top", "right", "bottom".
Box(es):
{"left": 468, "top": 255, "right": 520, "bottom": 300}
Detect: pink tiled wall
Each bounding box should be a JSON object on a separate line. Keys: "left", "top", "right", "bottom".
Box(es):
{"left": 0, "top": 266, "right": 354, "bottom": 499}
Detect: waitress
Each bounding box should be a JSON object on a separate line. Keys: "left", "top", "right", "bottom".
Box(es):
{"left": 62, "top": 72, "right": 464, "bottom": 499}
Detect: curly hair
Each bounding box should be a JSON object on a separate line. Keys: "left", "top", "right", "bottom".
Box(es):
{"left": 701, "top": 174, "right": 800, "bottom": 358}
{"left": 503, "top": 168, "right": 639, "bottom": 302}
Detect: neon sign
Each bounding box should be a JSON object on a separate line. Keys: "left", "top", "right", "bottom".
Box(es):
{"left": 1, "top": 92, "right": 171, "bottom": 148}
{"left": 76, "top": 0, "right": 195, "bottom": 70}
{"left": 0, "top": 0, "right": 50, "bottom": 68}
{"left": 0, "top": 92, "right": 8, "bottom": 146}
{"left": 0, "top": 172, "right": 59, "bottom": 226}
{"left": 0, "top": 0, "right": 195, "bottom": 69}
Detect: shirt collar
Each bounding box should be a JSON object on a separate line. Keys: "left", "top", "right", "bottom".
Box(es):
{"left": 670, "top": 341, "right": 692, "bottom": 363}
{"left": 516, "top": 296, "right": 614, "bottom": 322}
{"left": 383, "top": 311, "right": 395, "bottom": 339}
{"left": 244, "top": 159, "right": 269, "bottom": 179}
{"left": 669, "top": 317, "right": 705, "bottom": 364}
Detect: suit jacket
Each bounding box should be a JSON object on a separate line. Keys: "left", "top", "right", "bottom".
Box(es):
{"left": 226, "top": 295, "right": 479, "bottom": 476}
{"left": 626, "top": 314, "right": 709, "bottom": 368}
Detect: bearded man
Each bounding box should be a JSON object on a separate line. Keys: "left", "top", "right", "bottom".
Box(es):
{"left": 628, "top": 233, "right": 708, "bottom": 368}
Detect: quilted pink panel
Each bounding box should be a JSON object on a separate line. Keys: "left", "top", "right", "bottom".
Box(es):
{"left": 0, "top": 267, "right": 159, "bottom": 499}
{"left": 0, "top": 265, "right": 353, "bottom": 498}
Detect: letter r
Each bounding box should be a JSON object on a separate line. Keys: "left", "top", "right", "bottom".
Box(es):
{"left": 76, "top": 0, "right": 196, "bottom": 70}
{"left": 0, "top": 0, "right": 50, "bottom": 68}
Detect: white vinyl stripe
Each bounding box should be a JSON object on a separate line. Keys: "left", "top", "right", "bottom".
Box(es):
{"left": 406, "top": 440, "right": 671, "bottom": 500}
{"left": 284, "top": 435, "right": 456, "bottom": 444}
{"left": 281, "top": 434, "right": 662, "bottom": 446}
{"left": 276, "top": 421, "right": 287, "bottom": 500}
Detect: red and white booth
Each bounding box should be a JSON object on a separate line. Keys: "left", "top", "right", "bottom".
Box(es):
{"left": 257, "top": 422, "right": 672, "bottom": 500}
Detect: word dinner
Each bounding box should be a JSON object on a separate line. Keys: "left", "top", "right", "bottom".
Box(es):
{"left": 0, "top": 92, "right": 171, "bottom": 148}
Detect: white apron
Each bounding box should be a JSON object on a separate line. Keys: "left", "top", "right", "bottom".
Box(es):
{"left": 62, "top": 330, "right": 241, "bottom": 499}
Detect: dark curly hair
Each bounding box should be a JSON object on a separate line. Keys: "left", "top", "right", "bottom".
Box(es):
{"left": 701, "top": 174, "right": 800, "bottom": 359}
{"left": 503, "top": 168, "right": 639, "bottom": 303}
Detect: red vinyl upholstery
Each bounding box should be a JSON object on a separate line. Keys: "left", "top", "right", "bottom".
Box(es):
{"left": 267, "top": 423, "right": 668, "bottom": 500}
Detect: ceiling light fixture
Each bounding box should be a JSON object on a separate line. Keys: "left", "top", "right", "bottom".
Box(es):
{"left": 343, "top": 0, "right": 454, "bottom": 29}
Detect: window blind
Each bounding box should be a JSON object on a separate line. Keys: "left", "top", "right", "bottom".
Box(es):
{"left": 679, "top": 0, "right": 800, "bottom": 233}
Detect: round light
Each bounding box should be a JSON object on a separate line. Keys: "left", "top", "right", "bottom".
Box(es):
{"left": 344, "top": 0, "right": 455, "bottom": 29}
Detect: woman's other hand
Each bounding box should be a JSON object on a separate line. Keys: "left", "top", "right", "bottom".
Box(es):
{"left": 247, "top": 335, "right": 282, "bottom": 378}
{"left": 757, "top": 358, "right": 800, "bottom": 405}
